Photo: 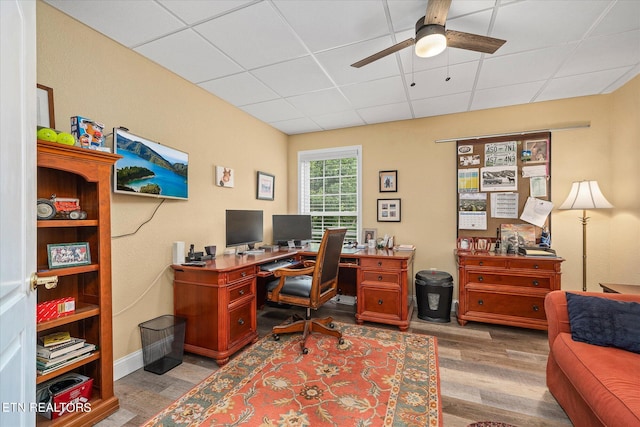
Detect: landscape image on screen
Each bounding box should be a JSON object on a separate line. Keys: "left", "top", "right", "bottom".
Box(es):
{"left": 114, "top": 129, "right": 188, "bottom": 200}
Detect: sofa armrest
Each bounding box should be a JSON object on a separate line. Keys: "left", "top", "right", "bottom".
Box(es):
{"left": 545, "top": 290, "right": 640, "bottom": 347}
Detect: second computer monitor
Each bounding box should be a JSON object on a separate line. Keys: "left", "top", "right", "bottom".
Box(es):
{"left": 272, "top": 214, "right": 312, "bottom": 247}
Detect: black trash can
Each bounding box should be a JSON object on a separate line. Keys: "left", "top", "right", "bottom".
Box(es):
{"left": 415, "top": 270, "right": 453, "bottom": 322}
{"left": 139, "top": 315, "right": 186, "bottom": 374}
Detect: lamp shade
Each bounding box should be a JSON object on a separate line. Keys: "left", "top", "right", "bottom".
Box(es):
{"left": 415, "top": 25, "right": 447, "bottom": 58}
{"left": 559, "top": 180, "right": 613, "bottom": 210}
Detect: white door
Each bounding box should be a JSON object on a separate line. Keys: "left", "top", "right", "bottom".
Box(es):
{"left": 0, "top": 1, "right": 37, "bottom": 425}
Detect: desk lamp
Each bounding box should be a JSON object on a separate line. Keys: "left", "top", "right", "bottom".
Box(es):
{"left": 559, "top": 180, "right": 613, "bottom": 291}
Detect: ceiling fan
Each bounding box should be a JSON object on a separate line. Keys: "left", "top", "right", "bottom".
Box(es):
{"left": 351, "top": 0, "right": 506, "bottom": 68}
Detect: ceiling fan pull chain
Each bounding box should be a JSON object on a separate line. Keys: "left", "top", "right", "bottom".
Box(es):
{"left": 411, "top": 50, "right": 416, "bottom": 87}
{"left": 445, "top": 49, "right": 451, "bottom": 82}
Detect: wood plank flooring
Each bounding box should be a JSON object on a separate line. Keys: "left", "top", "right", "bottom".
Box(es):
{"left": 95, "top": 302, "right": 571, "bottom": 427}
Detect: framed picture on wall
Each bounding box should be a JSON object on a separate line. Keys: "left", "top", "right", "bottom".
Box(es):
{"left": 525, "top": 139, "right": 549, "bottom": 163}
{"left": 256, "top": 171, "right": 275, "bottom": 200}
{"left": 379, "top": 170, "right": 397, "bottom": 192}
{"left": 377, "top": 198, "right": 401, "bottom": 222}
{"left": 37, "top": 84, "right": 55, "bottom": 129}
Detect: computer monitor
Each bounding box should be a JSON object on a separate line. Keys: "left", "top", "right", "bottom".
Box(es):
{"left": 225, "top": 210, "right": 263, "bottom": 250}
{"left": 272, "top": 214, "right": 312, "bottom": 246}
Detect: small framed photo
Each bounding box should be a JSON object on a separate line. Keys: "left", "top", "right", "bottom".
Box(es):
{"left": 216, "top": 166, "right": 234, "bottom": 187}
{"left": 37, "top": 84, "right": 55, "bottom": 129}
{"left": 256, "top": 171, "right": 275, "bottom": 200}
{"left": 362, "top": 228, "right": 377, "bottom": 244}
{"left": 377, "top": 199, "right": 401, "bottom": 222}
{"left": 525, "top": 139, "right": 549, "bottom": 163}
{"left": 47, "top": 242, "right": 91, "bottom": 269}
{"left": 379, "top": 170, "right": 397, "bottom": 192}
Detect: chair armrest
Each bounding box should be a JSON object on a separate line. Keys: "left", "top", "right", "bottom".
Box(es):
{"left": 274, "top": 265, "right": 315, "bottom": 278}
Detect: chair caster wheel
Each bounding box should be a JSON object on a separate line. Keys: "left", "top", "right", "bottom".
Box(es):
{"left": 339, "top": 338, "right": 344, "bottom": 345}
{"left": 273, "top": 334, "right": 280, "bottom": 341}
{"left": 302, "top": 347, "right": 309, "bottom": 354}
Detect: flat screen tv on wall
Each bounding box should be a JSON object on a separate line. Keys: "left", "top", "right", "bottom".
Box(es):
{"left": 113, "top": 128, "right": 188, "bottom": 200}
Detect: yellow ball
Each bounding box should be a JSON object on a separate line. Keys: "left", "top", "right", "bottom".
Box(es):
{"left": 56, "top": 132, "right": 76, "bottom": 146}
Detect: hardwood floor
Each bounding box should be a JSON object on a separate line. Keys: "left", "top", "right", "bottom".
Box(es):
{"left": 95, "top": 302, "right": 571, "bottom": 427}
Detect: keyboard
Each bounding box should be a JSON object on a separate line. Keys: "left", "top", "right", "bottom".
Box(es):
{"left": 260, "top": 259, "right": 296, "bottom": 272}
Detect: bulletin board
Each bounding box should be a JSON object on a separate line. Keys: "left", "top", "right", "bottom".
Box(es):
{"left": 456, "top": 132, "right": 552, "bottom": 245}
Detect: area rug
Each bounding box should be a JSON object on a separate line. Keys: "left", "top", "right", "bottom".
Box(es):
{"left": 143, "top": 322, "right": 441, "bottom": 426}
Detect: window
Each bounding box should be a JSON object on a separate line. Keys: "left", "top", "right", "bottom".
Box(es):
{"left": 299, "top": 146, "right": 361, "bottom": 244}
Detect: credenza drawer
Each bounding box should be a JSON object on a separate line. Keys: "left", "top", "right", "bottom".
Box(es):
{"left": 360, "top": 258, "right": 402, "bottom": 269}
{"left": 228, "top": 300, "right": 254, "bottom": 344}
{"left": 509, "top": 259, "right": 557, "bottom": 271}
{"left": 463, "top": 258, "right": 508, "bottom": 268}
{"left": 466, "top": 273, "right": 551, "bottom": 289}
{"left": 228, "top": 279, "right": 253, "bottom": 304}
{"left": 361, "top": 287, "right": 401, "bottom": 319}
{"left": 227, "top": 266, "right": 255, "bottom": 283}
{"left": 467, "top": 291, "right": 546, "bottom": 320}
{"left": 361, "top": 271, "right": 400, "bottom": 285}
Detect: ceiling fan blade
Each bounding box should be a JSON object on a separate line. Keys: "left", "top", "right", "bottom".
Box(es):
{"left": 424, "top": 0, "right": 451, "bottom": 26}
{"left": 350, "top": 38, "right": 415, "bottom": 68}
{"left": 445, "top": 30, "right": 506, "bottom": 54}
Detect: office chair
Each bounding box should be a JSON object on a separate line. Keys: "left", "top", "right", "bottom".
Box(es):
{"left": 266, "top": 227, "right": 347, "bottom": 354}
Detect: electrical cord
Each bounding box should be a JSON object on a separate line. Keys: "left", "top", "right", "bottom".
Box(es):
{"left": 112, "top": 199, "right": 165, "bottom": 239}
{"left": 113, "top": 264, "right": 171, "bottom": 317}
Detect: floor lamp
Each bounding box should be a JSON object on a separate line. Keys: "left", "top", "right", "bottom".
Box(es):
{"left": 559, "top": 180, "right": 613, "bottom": 292}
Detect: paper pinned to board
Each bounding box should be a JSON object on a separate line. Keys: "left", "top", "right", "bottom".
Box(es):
{"left": 520, "top": 197, "right": 553, "bottom": 228}
{"left": 522, "top": 165, "right": 547, "bottom": 177}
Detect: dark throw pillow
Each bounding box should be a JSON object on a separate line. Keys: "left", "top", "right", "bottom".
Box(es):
{"left": 566, "top": 292, "right": 640, "bottom": 354}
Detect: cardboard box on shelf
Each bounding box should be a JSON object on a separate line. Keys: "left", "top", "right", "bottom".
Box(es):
{"left": 37, "top": 297, "right": 75, "bottom": 323}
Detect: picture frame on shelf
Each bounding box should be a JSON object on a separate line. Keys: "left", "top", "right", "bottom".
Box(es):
{"left": 256, "top": 171, "right": 275, "bottom": 200}
{"left": 47, "top": 242, "right": 91, "bottom": 269}
{"left": 362, "top": 228, "right": 377, "bottom": 244}
{"left": 37, "top": 84, "right": 55, "bottom": 129}
{"left": 377, "top": 198, "right": 401, "bottom": 222}
{"left": 379, "top": 170, "right": 397, "bottom": 192}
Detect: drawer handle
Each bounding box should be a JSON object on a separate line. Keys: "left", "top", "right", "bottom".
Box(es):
{"left": 239, "top": 289, "right": 245, "bottom": 295}
{"left": 532, "top": 280, "right": 539, "bottom": 287}
{"left": 378, "top": 299, "right": 384, "bottom": 305}
{"left": 378, "top": 275, "right": 383, "bottom": 281}
{"left": 477, "top": 275, "right": 483, "bottom": 282}
{"left": 377, "top": 261, "right": 382, "bottom": 267}
{"left": 478, "top": 299, "right": 484, "bottom": 305}
{"left": 479, "top": 261, "right": 484, "bottom": 266}
{"left": 241, "top": 271, "right": 246, "bottom": 277}
{"left": 534, "top": 264, "right": 539, "bottom": 269}
{"left": 532, "top": 305, "right": 540, "bottom": 312}
{"left": 238, "top": 318, "right": 245, "bottom": 325}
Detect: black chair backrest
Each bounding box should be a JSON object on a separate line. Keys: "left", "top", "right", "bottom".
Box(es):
{"left": 315, "top": 228, "right": 347, "bottom": 293}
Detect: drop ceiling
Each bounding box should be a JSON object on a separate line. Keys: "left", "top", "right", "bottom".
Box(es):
{"left": 44, "top": 0, "right": 640, "bottom": 135}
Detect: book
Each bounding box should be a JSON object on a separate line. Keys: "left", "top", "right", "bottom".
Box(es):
{"left": 37, "top": 352, "right": 93, "bottom": 376}
{"left": 395, "top": 244, "right": 415, "bottom": 251}
{"left": 37, "top": 343, "right": 96, "bottom": 368}
{"left": 41, "top": 331, "right": 71, "bottom": 347}
{"left": 37, "top": 338, "right": 86, "bottom": 359}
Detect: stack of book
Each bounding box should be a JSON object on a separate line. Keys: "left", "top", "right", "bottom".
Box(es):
{"left": 37, "top": 332, "right": 96, "bottom": 375}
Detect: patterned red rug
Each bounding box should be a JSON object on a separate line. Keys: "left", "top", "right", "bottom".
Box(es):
{"left": 143, "top": 322, "right": 441, "bottom": 426}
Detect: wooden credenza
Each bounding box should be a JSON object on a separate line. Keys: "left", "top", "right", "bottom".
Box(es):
{"left": 172, "top": 248, "right": 415, "bottom": 365}
{"left": 456, "top": 251, "right": 563, "bottom": 330}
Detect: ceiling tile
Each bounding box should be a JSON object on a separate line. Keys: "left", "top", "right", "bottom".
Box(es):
{"left": 45, "top": 0, "right": 185, "bottom": 47}
{"left": 286, "top": 89, "right": 351, "bottom": 117}
{"left": 252, "top": 56, "right": 334, "bottom": 97}
{"left": 241, "top": 99, "right": 304, "bottom": 123}
{"left": 311, "top": 110, "right": 365, "bottom": 130}
{"left": 341, "top": 76, "right": 408, "bottom": 109}
{"left": 537, "top": 67, "right": 634, "bottom": 101}
{"left": 589, "top": 0, "right": 640, "bottom": 37}
{"left": 407, "top": 61, "right": 480, "bottom": 100}
{"left": 198, "top": 73, "right": 278, "bottom": 106}
{"left": 412, "top": 92, "right": 472, "bottom": 118}
{"left": 158, "top": 0, "right": 254, "bottom": 25}
{"left": 270, "top": 117, "right": 323, "bottom": 135}
{"left": 358, "top": 102, "right": 413, "bottom": 124}
{"left": 134, "top": 29, "right": 242, "bottom": 83}
{"left": 194, "top": 2, "right": 308, "bottom": 69}
{"left": 471, "top": 81, "right": 546, "bottom": 111}
{"left": 274, "top": 0, "right": 389, "bottom": 52}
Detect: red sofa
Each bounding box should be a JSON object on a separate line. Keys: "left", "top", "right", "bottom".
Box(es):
{"left": 545, "top": 290, "right": 640, "bottom": 426}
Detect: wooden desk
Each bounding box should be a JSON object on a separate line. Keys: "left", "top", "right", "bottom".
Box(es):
{"left": 600, "top": 283, "right": 640, "bottom": 295}
{"left": 171, "top": 248, "right": 414, "bottom": 365}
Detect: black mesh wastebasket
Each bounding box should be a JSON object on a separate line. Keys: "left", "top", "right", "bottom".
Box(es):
{"left": 139, "top": 315, "right": 186, "bottom": 374}
{"left": 415, "top": 270, "right": 453, "bottom": 322}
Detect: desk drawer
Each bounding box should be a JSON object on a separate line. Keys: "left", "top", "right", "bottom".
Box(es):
{"left": 228, "top": 279, "right": 253, "bottom": 304}
{"left": 228, "top": 300, "right": 254, "bottom": 344}
{"left": 467, "top": 273, "right": 551, "bottom": 289}
{"left": 227, "top": 266, "right": 255, "bottom": 283}
{"left": 361, "top": 287, "right": 401, "bottom": 319}
{"left": 509, "top": 259, "right": 557, "bottom": 271}
{"left": 463, "top": 258, "right": 507, "bottom": 268}
{"left": 361, "top": 271, "right": 400, "bottom": 286}
{"left": 361, "top": 258, "right": 402, "bottom": 269}
{"left": 467, "top": 291, "right": 546, "bottom": 320}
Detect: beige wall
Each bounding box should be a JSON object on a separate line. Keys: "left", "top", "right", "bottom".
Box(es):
{"left": 288, "top": 76, "right": 640, "bottom": 298}
{"left": 37, "top": 2, "right": 288, "bottom": 360}
{"left": 37, "top": 1, "right": 639, "bottom": 362}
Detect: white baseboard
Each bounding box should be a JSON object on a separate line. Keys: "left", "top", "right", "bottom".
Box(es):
{"left": 113, "top": 349, "right": 144, "bottom": 381}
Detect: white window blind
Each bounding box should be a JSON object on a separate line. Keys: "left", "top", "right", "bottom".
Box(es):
{"left": 298, "top": 146, "right": 361, "bottom": 243}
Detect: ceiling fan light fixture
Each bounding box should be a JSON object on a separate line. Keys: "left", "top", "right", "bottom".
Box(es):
{"left": 415, "top": 24, "right": 446, "bottom": 58}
